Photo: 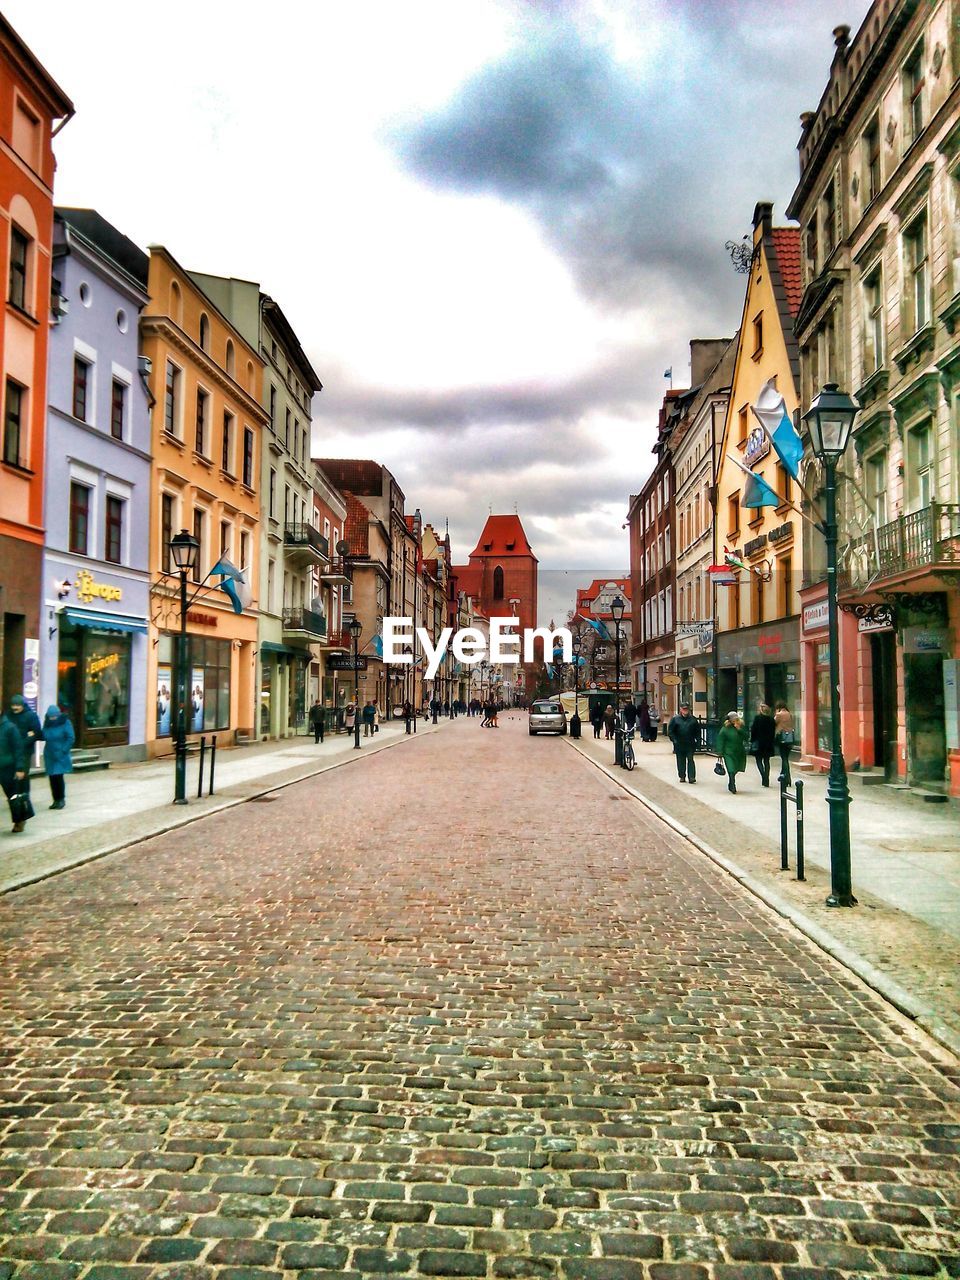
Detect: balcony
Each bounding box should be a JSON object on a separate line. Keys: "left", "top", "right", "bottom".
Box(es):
{"left": 321, "top": 556, "right": 352, "bottom": 586}
{"left": 318, "top": 628, "right": 350, "bottom": 651}
{"left": 284, "top": 522, "right": 329, "bottom": 564}
{"left": 839, "top": 503, "right": 960, "bottom": 594}
{"left": 281, "top": 607, "right": 327, "bottom": 639}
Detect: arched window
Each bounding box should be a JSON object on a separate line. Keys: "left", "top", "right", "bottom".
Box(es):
{"left": 169, "top": 280, "right": 182, "bottom": 325}
{"left": 225, "top": 339, "right": 235, "bottom": 377}
{"left": 493, "top": 565, "right": 504, "bottom": 599}
{"left": 199, "top": 313, "right": 209, "bottom": 351}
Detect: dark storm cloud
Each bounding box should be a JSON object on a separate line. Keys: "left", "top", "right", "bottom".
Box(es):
{"left": 394, "top": 1, "right": 867, "bottom": 311}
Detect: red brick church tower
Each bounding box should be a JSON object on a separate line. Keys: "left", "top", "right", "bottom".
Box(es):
{"left": 453, "top": 514, "right": 539, "bottom": 700}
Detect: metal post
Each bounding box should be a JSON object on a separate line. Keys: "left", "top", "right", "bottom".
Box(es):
{"left": 197, "top": 735, "right": 206, "bottom": 798}
{"left": 795, "top": 779, "right": 805, "bottom": 881}
{"left": 571, "top": 646, "right": 581, "bottom": 739}
{"left": 823, "top": 459, "right": 856, "bottom": 907}
{"left": 712, "top": 576, "right": 721, "bottom": 724}
{"left": 614, "top": 620, "right": 623, "bottom": 766}
{"left": 779, "top": 775, "right": 789, "bottom": 871}
{"left": 174, "top": 569, "right": 189, "bottom": 804}
{"left": 353, "top": 634, "right": 362, "bottom": 749}
{"left": 209, "top": 735, "right": 217, "bottom": 796}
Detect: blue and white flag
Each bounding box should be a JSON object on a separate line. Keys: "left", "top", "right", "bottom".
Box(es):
{"left": 209, "top": 557, "right": 252, "bottom": 615}
{"left": 727, "top": 454, "right": 781, "bottom": 510}
{"left": 371, "top": 633, "right": 383, "bottom": 659}
{"left": 583, "top": 616, "right": 612, "bottom": 641}
{"left": 752, "top": 378, "right": 804, "bottom": 479}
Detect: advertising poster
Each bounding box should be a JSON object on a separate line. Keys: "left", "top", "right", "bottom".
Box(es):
{"left": 156, "top": 665, "right": 172, "bottom": 737}
{"left": 190, "top": 667, "right": 205, "bottom": 732}
{"left": 22, "top": 639, "right": 39, "bottom": 715}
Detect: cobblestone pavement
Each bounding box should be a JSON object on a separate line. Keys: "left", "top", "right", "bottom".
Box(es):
{"left": 1, "top": 712, "right": 959, "bottom": 1279}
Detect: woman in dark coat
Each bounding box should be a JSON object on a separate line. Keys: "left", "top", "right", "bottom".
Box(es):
{"left": 716, "top": 712, "right": 748, "bottom": 794}
{"left": 42, "top": 705, "right": 75, "bottom": 808}
{"left": 0, "top": 710, "right": 30, "bottom": 832}
{"left": 602, "top": 703, "right": 616, "bottom": 740}
{"left": 589, "top": 701, "right": 603, "bottom": 739}
{"left": 637, "top": 700, "right": 652, "bottom": 742}
{"left": 749, "top": 702, "right": 777, "bottom": 788}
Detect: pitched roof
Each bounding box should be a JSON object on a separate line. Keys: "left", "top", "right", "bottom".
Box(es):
{"left": 316, "top": 459, "right": 385, "bottom": 498}
{"left": 468, "top": 514, "right": 536, "bottom": 560}
{"left": 56, "top": 208, "right": 149, "bottom": 288}
{"left": 576, "top": 578, "right": 632, "bottom": 615}
{"left": 770, "top": 228, "right": 802, "bottom": 318}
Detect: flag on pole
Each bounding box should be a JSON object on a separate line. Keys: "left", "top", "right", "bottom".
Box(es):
{"left": 371, "top": 633, "right": 384, "bottom": 659}
{"left": 663, "top": 367, "right": 672, "bottom": 379}
{"left": 583, "top": 616, "right": 612, "bottom": 641}
{"left": 209, "top": 557, "right": 252, "bottom": 615}
{"left": 726, "top": 453, "right": 782, "bottom": 510}
{"left": 723, "top": 547, "right": 748, "bottom": 572}
{"left": 751, "top": 378, "right": 804, "bottom": 479}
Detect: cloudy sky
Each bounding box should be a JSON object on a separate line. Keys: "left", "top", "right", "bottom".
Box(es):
{"left": 15, "top": 0, "right": 866, "bottom": 573}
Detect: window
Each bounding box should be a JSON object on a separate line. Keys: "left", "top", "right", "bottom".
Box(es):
{"left": 285, "top": 408, "right": 291, "bottom": 451}
{"left": 728, "top": 491, "right": 740, "bottom": 537}
{"left": 738, "top": 405, "right": 749, "bottom": 445}
{"left": 863, "top": 116, "right": 881, "bottom": 203}
{"left": 199, "top": 313, "right": 209, "bottom": 351}
{"left": 863, "top": 268, "right": 884, "bottom": 375}
{"left": 161, "top": 494, "right": 174, "bottom": 573}
{"left": 9, "top": 225, "right": 28, "bottom": 310}
{"left": 164, "top": 361, "right": 181, "bottom": 435}
{"left": 866, "top": 450, "right": 887, "bottom": 527}
{"left": 753, "top": 313, "right": 763, "bottom": 356}
{"left": 302, "top": 428, "right": 309, "bottom": 463}
{"left": 822, "top": 180, "right": 836, "bottom": 257}
{"left": 220, "top": 519, "right": 231, "bottom": 557}
{"left": 776, "top": 462, "right": 792, "bottom": 506}
{"left": 192, "top": 508, "right": 205, "bottom": 582}
{"left": 242, "top": 428, "right": 254, "bottom": 487}
{"left": 904, "top": 42, "right": 924, "bottom": 146}
{"left": 269, "top": 385, "right": 277, "bottom": 429}
{"left": 906, "top": 420, "right": 933, "bottom": 511}
{"left": 240, "top": 531, "right": 250, "bottom": 572}
{"left": 778, "top": 554, "right": 792, "bottom": 617}
{"left": 69, "top": 482, "right": 90, "bottom": 555}
{"left": 105, "top": 495, "right": 124, "bottom": 564}
{"left": 731, "top": 578, "right": 741, "bottom": 629}
{"left": 267, "top": 559, "right": 276, "bottom": 612}
{"left": 73, "top": 356, "right": 90, "bottom": 422}
{"left": 195, "top": 387, "right": 209, "bottom": 455}
{"left": 226, "top": 340, "right": 235, "bottom": 378}
{"left": 283, "top": 483, "right": 290, "bottom": 526}
{"left": 754, "top": 572, "right": 765, "bottom": 626}
{"left": 905, "top": 214, "right": 929, "bottom": 332}
{"left": 222, "top": 410, "right": 234, "bottom": 472}
{"left": 269, "top": 467, "right": 277, "bottom": 518}
{"left": 3, "top": 380, "right": 24, "bottom": 466}
{"left": 805, "top": 217, "right": 819, "bottom": 275}
{"left": 106, "top": 379, "right": 126, "bottom": 442}
{"left": 12, "top": 98, "right": 41, "bottom": 170}
{"left": 293, "top": 418, "right": 300, "bottom": 461}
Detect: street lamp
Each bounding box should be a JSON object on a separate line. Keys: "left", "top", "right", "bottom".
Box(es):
{"left": 571, "top": 634, "right": 582, "bottom": 739}
{"left": 803, "top": 382, "right": 859, "bottom": 908}
{"left": 610, "top": 595, "right": 625, "bottom": 766}
{"left": 169, "top": 529, "right": 200, "bottom": 804}
{"left": 348, "top": 614, "right": 363, "bottom": 750}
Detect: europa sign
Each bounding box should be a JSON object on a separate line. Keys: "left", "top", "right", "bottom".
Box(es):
{"left": 76, "top": 569, "right": 122, "bottom": 604}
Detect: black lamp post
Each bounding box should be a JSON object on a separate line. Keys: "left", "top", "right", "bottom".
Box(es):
{"left": 571, "top": 635, "right": 582, "bottom": 739}
{"left": 803, "top": 382, "right": 859, "bottom": 908}
{"left": 348, "top": 615, "right": 363, "bottom": 749}
{"left": 169, "top": 529, "right": 200, "bottom": 804}
{"left": 611, "top": 595, "right": 625, "bottom": 766}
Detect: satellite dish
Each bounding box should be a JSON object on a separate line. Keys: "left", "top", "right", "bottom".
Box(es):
{"left": 336, "top": 539, "right": 349, "bottom": 557}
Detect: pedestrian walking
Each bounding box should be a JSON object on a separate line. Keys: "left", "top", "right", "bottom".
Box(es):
{"left": 648, "top": 701, "right": 661, "bottom": 740}
{"left": 750, "top": 702, "right": 777, "bottom": 788}
{"left": 637, "top": 700, "right": 652, "bottom": 742}
{"left": 7, "top": 694, "right": 41, "bottom": 819}
{"left": 774, "top": 700, "right": 795, "bottom": 785}
{"left": 623, "top": 701, "right": 638, "bottom": 733}
{"left": 308, "top": 699, "right": 325, "bottom": 745}
{"left": 667, "top": 702, "right": 701, "bottom": 783}
{"left": 602, "top": 703, "right": 616, "bottom": 740}
{"left": 716, "top": 711, "right": 748, "bottom": 793}
{"left": 0, "top": 707, "right": 31, "bottom": 833}
{"left": 41, "top": 705, "right": 75, "bottom": 809}
{"left": 362, "top": 700, "right": 376, "bottom": 737}
{"left": 403, "top": 700, "right": 413, "bottom": 734}
{"left": 344, "top": 702, "right": 356, "bottom": 734}
{"left": 590, "top": 701, "right": 603, "bottom": 739}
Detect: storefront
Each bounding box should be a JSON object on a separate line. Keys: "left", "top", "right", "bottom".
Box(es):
{"left": 717, "top": 619, "right": 801, "bottom": 731}
{"left": 41, "top": 563, "right": 150, "bottom": 762}
{"left": 676, "top": 622, "right": 714, "bottom": 717}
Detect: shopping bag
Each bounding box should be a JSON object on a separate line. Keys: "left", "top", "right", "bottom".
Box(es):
{"left": 713, "top": 759, "right": 726, "bottom": 777}
{"left": 9, "top": 792, "right": 34, "bottom": 823}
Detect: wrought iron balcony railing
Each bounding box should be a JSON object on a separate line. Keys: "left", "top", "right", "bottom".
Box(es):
{"left": 281, "top": 606, "right": 327, "bottom": 637}
{"left": 839, "top": 502, "right": 960, "bottom": 592}
{"left": 283, "top": 523, "right": 329, "bottom": 559}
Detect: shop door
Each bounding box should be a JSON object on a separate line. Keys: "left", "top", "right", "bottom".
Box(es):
{"left": 870, "top": 632, "right": 897, "bottom": 779}
{"left": 718, "top": 669, "right": 738, "bottom": 719}
{"left": 905, "top": 651, "right": 947, "bottom": 785}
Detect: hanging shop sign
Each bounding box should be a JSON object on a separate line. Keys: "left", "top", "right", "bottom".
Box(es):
{"left": 76, "top": 569, "right": 123, "bottom": 605}
{"left": 327, "top": 654, "right": 368, "bottom": 671}
{"left": 744, "top": 426, "right": 771, "bottom": 467}
{"left": 802, "top": 600, "right": 829, "bottom": 633}
{"left": 662, "top": 673, "right": 682, "bottom": 687}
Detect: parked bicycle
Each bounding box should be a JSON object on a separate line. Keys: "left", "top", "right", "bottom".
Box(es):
{"left": 621, "top": 723, "right": 636, "bottom": 771}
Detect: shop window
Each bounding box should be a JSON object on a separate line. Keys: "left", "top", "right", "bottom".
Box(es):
{"left": 82, "top": 631, "right": 131, "bottom": 734}
{"left": 8, "top": 225, "right": 29, "bottom": 311}
{"left": 3, "top": 379, "right": 24, "bottom": 467}
{"left": 110, "top": 379, "right": 126, "bottom": 441}
{"left": 73, "top": 356, "right": 91, "bottom": 422}
{"left": 105, "top": 495, "right": 124, "bottom": 564}
{"left": 156, "top": 634, "right": 231, "bottom": 737}
{"left": 816, "top": 642, "right": 831, "bottom": 753}
{"left": 69, "top": 481, "right": 90, "bottom": 555}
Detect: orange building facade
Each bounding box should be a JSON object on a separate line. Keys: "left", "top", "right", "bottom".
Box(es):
{"left": 141, "top": 249, "right": 266, "bottom": 754}
{"left": 0, "top": 16, "right": 72, "bottom": 708}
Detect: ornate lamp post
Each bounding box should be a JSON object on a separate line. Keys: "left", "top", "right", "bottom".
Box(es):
{"left": 348, "top": 614, "right": 363, "bottom": 750}
{"left": 169, "top": 529, "right": 200, "bottom": 804}
{"left": 611, "top": 595, "right": 625, "bottom": 766}
{"left": 570, "top": 634, "right": 582, "bottom": 739}
{"left": 803, "top": 382, "right": 859, "bottom": 908}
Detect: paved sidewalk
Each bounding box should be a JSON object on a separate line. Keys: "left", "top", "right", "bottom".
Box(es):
{"left": 572, "top": 731, "right": 960, "bottom": 1052}
{"left": 0, "top": 718, "right": 443, "bottom": 895}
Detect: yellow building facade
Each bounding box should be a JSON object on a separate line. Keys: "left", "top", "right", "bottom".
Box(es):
{"left": 141, "top": 248, "right": 266, "bottom": 755}
{"left": 714, "top": 203, "right": 804, "bottom": 725}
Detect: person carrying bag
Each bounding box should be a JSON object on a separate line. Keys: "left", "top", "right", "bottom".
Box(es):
{"left": 0, "top": 706, "right": 32, "bottom": 833}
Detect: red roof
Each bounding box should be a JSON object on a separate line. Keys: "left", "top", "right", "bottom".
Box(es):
{"left": 467, "top": 514, "right": 535, "bottom": 560}
{"left": 344, "top": 492, "right": 370, "bottom": 556}
{"left": 576, "top": 578, "right": 632, "bottom": 617}
{"left": 771, "top": 227, "right": 802, "bottom": 318}
{"left": 316, "top": 458, "right": 385, "bottom": 498}
{"left": 452, "top": 564, "right": 483, "bottom": 598}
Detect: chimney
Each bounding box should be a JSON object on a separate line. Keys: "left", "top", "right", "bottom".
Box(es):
{"left": 689, "top": 338, "right": 733, "bottom": 388}
{"left": 752, "top": 202, "right": 773, "bottom": 234}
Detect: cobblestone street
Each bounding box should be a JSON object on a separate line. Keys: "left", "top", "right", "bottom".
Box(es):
{"left": 2, "top": 714, "right": 960, "bottom": 1279}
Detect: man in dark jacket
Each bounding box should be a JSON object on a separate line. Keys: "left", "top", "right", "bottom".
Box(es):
{"left": 667, "top": 703, "right": 702, "bottom": 783}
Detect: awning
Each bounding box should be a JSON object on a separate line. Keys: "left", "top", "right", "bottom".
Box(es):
{"left": 260, "top": 641, "right": 300, "bottom": 656}
{"left": 63, "top": 607, "right": 147, "bottom": 635}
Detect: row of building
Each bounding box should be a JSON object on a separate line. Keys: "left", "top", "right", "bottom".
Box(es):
{"left": 627, "top": 0, "right": 960, "bottom": 797}
{"left": 0, "top": 16, "right": 541, "bottom": 760}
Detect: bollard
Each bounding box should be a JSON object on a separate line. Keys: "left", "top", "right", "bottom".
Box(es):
{"left": 209, "top": 735, "right": 217, "bottom": 796}
{"left": 197, "top": 735, "right": 206, "bottom": 798}
{"left": 779, "top": 775, "right": 789, "bottom": 871}
{"left": 795, "top": 779, "right": 805, "bottom": 880}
